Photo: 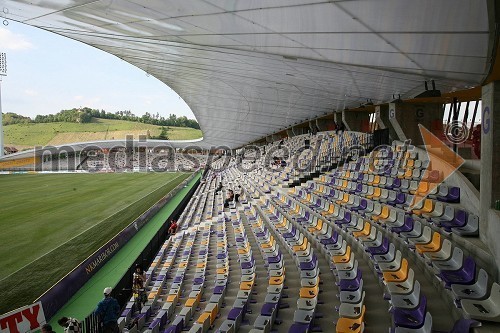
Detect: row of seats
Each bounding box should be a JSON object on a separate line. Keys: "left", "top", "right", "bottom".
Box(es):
{"left": 237, "top": 172, "right": 374, "bottom": 333}
{"left": 257, "top": 199, "right": 325, "bottom": 332}
{"left": 239, "top": 131, "right": 372, "bottom": 187}
{"left": 45, "top": 152, "right": 208, "bottom": 172}
{"left": 273, "top": 186, "right": 436, "bottom": 332}
{"left": 219, "top": 209, "right": 282, "bottom": 332}
{"left": 317, "top": 166, "right": 477, "bottom": 236}
{"left": 285, "top": 176, "right": 499, "bottom": 326}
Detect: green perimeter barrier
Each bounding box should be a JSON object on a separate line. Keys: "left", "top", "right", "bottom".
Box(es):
{"left": 47, "top": 172, "right": 201, "bottom": 331}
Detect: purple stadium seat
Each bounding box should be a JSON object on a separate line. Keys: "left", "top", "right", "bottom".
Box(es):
{"left": 391, "top": 216, "right": 414, "bottom": 234}
{"left": 388, "top": 177, "right": 401, "bottom": 190}
{"left": 439, "top": 256, "right": 476, "bottom": 288}
{"left": 148, "top": 318, "right": 161, "bottom": 331}
{"left": 393, "top": 294, "right": 427, "bottom": 329}
{"left": 351, "top": 198, "right": 367, "bottom": 212}
{"left": 299, "top": 254, "right": 318, "bottom": 271}
{"left": 367, "top": 237, "right": 390, "bottom": 256}
{"left": 228, "top": 307, "right": 244, "bottom": 322}
{"left": 268, "top": 252, "right": 283, "bottom": 264}
{"left": 261, "top": 303, "right": 278, "bottom": 316}
{"left": 338, "top": 269, "right": 362, "bottom": 291}
{"left": 440, "top": 209, "right": 467, "bottom": 232}
{"left": 283, "top": 226, "right": 297, "bottom": 239}
{"left": 241, "top": 259, "right": 255, "bottom": 269}
{"left": 296, "top": 211, "right": 311, "bottom": 224}
{"left": 438, "top": 186, "right": 460, "bottom": 203}
{"left": 288, "top": 322, "right": 311, "bottom": 333}
{"left": 450, "top": 318, "right": 482, "bottom": 333}
{"left": 389, "top": 193, "right": 406, "bottom": 206}
{"left": 320, "top": 232, "right": 339, "bottom": 245}
{"left": 164, "top": 316, "right": 183, "bottom": 333}
{"left": 325, "top": 188, "right": 336, "bottom": 198}
{"left": 193, "top": 277, "right": 204, "bottom": 285}
{"left": 214, "top": 285, "right": 225, "bottom": 294}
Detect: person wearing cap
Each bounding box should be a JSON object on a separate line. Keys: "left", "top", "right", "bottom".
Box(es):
{"left": 57, "top": 317, "right": 81, "bottom": 333}
{"left": 41, "top": 323, "right": 56, "bottom": 333}
{"left": 94, "top": 287, "right": 120, "bottom": 333}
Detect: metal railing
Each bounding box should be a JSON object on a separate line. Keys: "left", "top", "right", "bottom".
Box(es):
{"left": 82, "top": 313, "right": 101, "bottom": 333}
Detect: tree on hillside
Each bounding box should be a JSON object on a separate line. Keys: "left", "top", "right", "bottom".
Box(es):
{"left": 2, "top": 112, "right": 32, "bottom": 125}
{"left": 158, "top": 127, "right": 169, "bottom": 140}
{"left": 23, "top": 107, "right": 201, "bottom": 129}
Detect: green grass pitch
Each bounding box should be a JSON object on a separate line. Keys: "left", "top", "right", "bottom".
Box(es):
{"left": 0, "top": 172, "right": 191, "bottom": 315}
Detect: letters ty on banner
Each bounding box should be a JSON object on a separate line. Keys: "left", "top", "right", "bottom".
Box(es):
{"left": 0, "top": 302, "right": 46, "bottom": 333}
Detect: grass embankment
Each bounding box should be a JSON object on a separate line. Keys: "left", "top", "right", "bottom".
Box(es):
{"left": 0, "top": 172, "right": 190, "bottom": 315}
{"left": 4, "top": 118, "right": 202, "bottom": 148}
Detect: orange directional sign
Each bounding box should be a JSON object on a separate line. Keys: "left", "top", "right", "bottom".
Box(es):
{"left": 409, "top": 124, "right": 465, "bottom": 210}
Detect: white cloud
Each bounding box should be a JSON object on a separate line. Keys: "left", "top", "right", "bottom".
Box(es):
{"left": 73, "top": 95, "right": 102, "bottom": 106}
{"left": 0, "top": 28, "right": 34, "bottom": 51}
{"left": 24, "top": 89, "right": 39, "bottom": 96}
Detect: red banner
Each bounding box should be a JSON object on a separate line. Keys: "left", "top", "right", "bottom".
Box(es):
{"left": 0, "top": 303, "right": 45, "bottom": 333}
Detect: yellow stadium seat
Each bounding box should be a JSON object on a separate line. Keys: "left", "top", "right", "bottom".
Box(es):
{"left": 352, "top": 221, "right": 371, "bottom": 239}
{"left": 333, "top": 246, "right": 352, "bottom": 264}
{"left": 415, "top": 232, "right": 442, "bottom": 254}
{"left": 372, "top": 205, "right": 390, "bottom": 222}
{"left": 383, "top": 258, "right": 409, "bottom": 283}
{"left": 336, "top": 305, "right": 365, "bottom": 333}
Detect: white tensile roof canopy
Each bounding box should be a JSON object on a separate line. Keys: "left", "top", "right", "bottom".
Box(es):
{"left": 1, "top": 0, "right": 494, "bottom": 149}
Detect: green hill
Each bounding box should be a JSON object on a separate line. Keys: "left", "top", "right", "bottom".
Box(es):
{"left": 4, "top": 118, "right": 203, "bottom": 149}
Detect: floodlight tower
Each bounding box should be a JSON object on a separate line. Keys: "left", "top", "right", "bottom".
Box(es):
{"left": 0, "top": 52, "right": 5, "bottom": 157}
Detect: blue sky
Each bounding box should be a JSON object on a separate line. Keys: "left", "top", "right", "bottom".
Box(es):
{"left": 0, "top": 20, "right": 195, "bottom": 120}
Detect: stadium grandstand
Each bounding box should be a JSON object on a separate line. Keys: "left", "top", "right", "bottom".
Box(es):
{"left": 0, "top": 1, "right": 499, "bottom": 333}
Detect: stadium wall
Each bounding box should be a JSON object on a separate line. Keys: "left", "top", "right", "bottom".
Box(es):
{"left": 36, "top": 172, "right": 200, "bottom": 320}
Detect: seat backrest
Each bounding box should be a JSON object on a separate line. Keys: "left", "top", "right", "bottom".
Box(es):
{"left": 468, "top": 214, "right": 479, "bottom": 227}
{"left": 418, "top": 181, "right": 429, "bottom": 193}
{"left": 423, "top": 198, "right": 434, "bottom": 210}
{"left": 477, "top": 269, "right": 489, "bottom": 289}
{"left": 443, "top": 205, "right": 455, "bottom": 219}
{"left": 431, "top": 231, "right": 441, "bottom": 244}
{"left": 438, "top": 183, "right": 449, "bottom": 196}
{"left": 404, "top": 215, "right": 414, "bottom": 228}
{"left": 400, "top": 258, "right": 409, "bottom": 274}
{"left": 382, "top": 237, "right": 390, "bottom": 248}
{"left": 387, "top": 190, "right": 396, "bottom": 201}
{"left": 407, "top": 268, "right": 415, "bottom": 285}
{"left": 394, "top": 250, "right": 402, "bottom": 265}
{"left": 489, "top": 282, "right": 500, "bottom": 303}
{"left": 455, "top": 209, "right": 467, "bottom": 223}
{"left": 440, "top": 239, "right": 452, "bottom": 256}
{"left": 463, "top": 257, "right": 476, "bottom": 276}
{"left": 412, "top": 220, "right": 422, "bottom": 234}
{"left": 451, "top": 247, "right": 464, "bottom": 265}
{"left": 421, "top": 226, "right": 432, "bottom": 239}
{"left": 375, "top": 230, "right": 383, "bottom": 242}
{"left": 433, "top": 201, "right": 444, "bottom": 213}
{"left": 421, "top": 312, "right": 433, "bottom": 333}
{"left": 450, "top": 318, "right": 482, "bottom": 333}
{"left": 418, "top": 294, "right": 427, "bottom": 313}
